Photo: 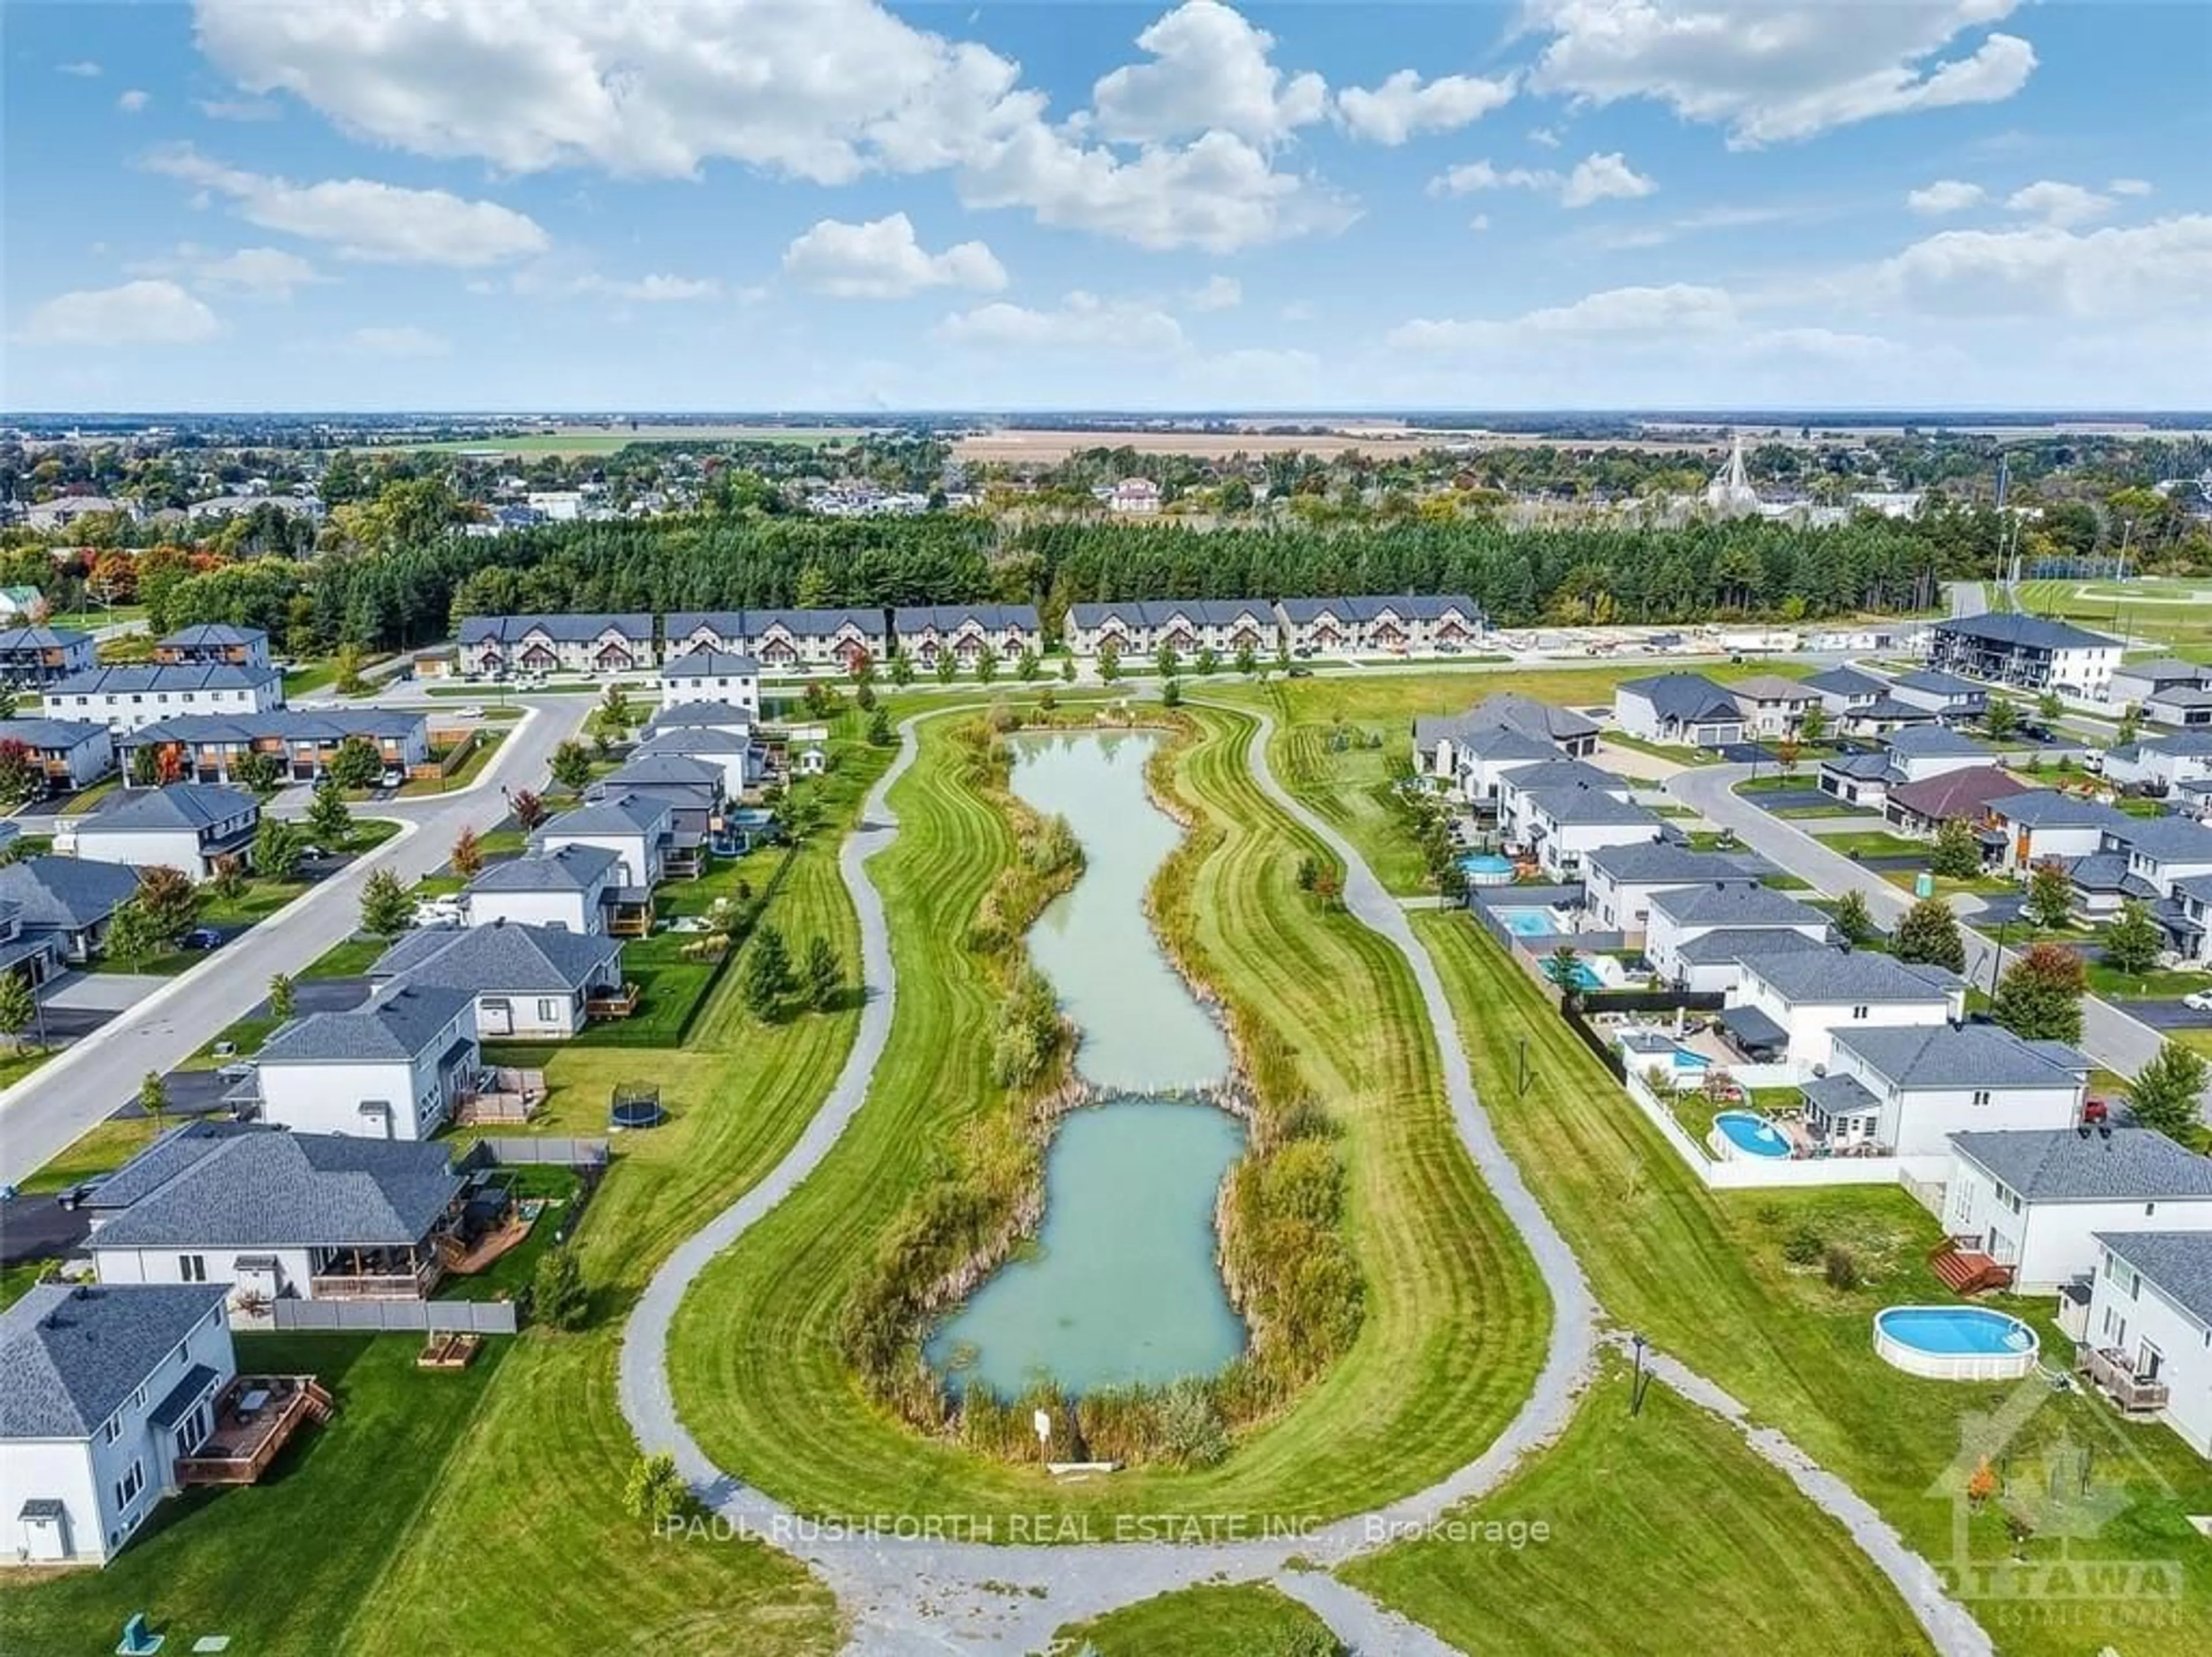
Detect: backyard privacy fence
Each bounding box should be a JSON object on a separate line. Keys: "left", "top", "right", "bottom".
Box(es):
{"left": 271, "top": 1299, "right": 518, "bottom": 1334}
{"left": 467, "top": 1136, "right": 609, "bottom": 1168}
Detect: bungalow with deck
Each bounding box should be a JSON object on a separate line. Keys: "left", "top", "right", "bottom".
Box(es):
{"left": 2081, "top": 1231, "right": 2212, "bottom": 1455}
{"left": 84, "top": 1122, "right": 465, "bottom": 1306}
{"left": 250, "top": 983, "right": 480, "bottom": 1141}
{"left": 1941, "top": 1126, "right": 2212, "bottom": 1293}
{"left": 370, "top": 920, "right": 628, "bottom": 1039}
{"left": 154, "top": 625, "right": 270, "bottom": 671}
{"left": 1614, "top": 674, "right": 1745, "bottom": 749}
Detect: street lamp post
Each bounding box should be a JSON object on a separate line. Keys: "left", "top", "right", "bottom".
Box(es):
{"left": 1986, "top": 913, "right": 2013, "bottom": 1004}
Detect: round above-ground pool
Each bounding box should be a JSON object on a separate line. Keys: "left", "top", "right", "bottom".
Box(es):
{"left": 1874, "top": 1306, "right": 2040, "bottom": 1381}
{"left": 1710, "top": 1110, "right": 1791, "bottom": 1160}
{"left": 1459, "top": 852, "right": 1516, "bottom": 887}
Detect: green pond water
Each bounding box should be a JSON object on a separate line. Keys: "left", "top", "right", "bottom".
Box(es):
{"left": 925, "top": 731, "right": 1247, "bottom": 1395}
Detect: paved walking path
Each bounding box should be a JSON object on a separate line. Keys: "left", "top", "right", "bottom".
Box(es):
{"left": 613, "top": 705, "right": 1995, "bottom": 1657}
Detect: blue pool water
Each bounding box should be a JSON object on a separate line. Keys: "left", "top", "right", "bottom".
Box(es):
{"left": 1876, "top": 1306, "right": 2038, "bottom": 1358}
{"left": 1713, "top": 1110, "right": 1791, "bottom": 1159}
{"left": 1493, "top": 906, "right": 1562, "bottom": 938}
{"left": 1459, "top": 853, "right": 1515, "bottom": 876}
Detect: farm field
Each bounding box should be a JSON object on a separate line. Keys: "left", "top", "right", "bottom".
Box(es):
{"left": 400, "top": 423, "right": 878, "bottom": 455}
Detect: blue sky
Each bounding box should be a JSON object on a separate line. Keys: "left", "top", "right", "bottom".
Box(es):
{"left": 3, "top": 1, "right": 2207, "bottom": 410}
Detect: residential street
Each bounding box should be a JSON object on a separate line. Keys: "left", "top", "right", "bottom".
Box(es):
{"left": 1665, "top": 763, "right": 2203, "bottom": 1115}
{"left": 0, "top": 695, "right": 588, "bottom": 1187}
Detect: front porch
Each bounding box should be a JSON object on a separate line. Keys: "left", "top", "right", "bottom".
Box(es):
{"left": 173, "top": 1375, "right": 334, "bottom": 1486}
{"left": 2075, "top": 1344, "right": 2172, "bottom": 1414}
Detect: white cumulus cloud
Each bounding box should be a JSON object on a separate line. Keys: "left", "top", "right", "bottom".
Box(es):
{"left": 1866, "top": 214, "right": 2212, "bottom": 320}
{"left": 1187, "top": 275, "right": 1243, "bottom": 311}
{"left": 1526, "top": 0, "right": 2037, "bottom": 147}
{"left": 1907, "top": 179, "right": 1985, "bottom": 215}
{"left": 19, "top": 280, "right": 220, "bottom": 346}
{"left": 193, "top": 246, "right": 323, "bottom": 298}
{"left": 143, "top": 145, "right": 550, "bottom": 266}
{"left": 1560, "top": 152, "right": 1656, "bottom": 207}
{"left": 1089, "top": 1, "right": 1327, "bottom": 146}
{"left": 1388, "top": 283, "right": 1738, "bottom": 352}
{"left": 2006, "top": 180, "right": 2114, "bottom": 228}
{"left": 782, "top": 213, "right": 1007, "bottom": 299}
{"left": 935, "top": 290, "right": 1185, "bottom": 352}
{"left": 117, "top": 89, "right": 150, "bottom": 114}
{"left": 1426, "top": 152, "right": 1652, "bottom": 209}
{"left": 1336, "top": 69, "right": 1517, "bottom": 145}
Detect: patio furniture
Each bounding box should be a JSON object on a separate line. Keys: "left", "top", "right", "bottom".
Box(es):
{"left": 236, "top": 1387, "right": 270, "bottom": 1416}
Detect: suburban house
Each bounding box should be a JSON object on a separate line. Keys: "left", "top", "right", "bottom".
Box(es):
{"left": 1275, "top": 594, "right": 1483, "bottom": 658}
{"left": 635, "top": 720, "right": 756, "bottom": 795}
{"left": 1810, "top": 1027, "right": 2089, "bottom": 1163}
{"left": 1494, "top": 759, "right": 1633, "bottom": 843}
{"left": 1517, "top": 786, "right": 1660, "bottom": 881}
{"left": 0, "top": 899, "right": 63, "bottom": 986}
{"left": 2103, "top": 731, "right": 2212, "bottom": 795}
{"left": 1882, "top": 766, "right": 2028, "bottom": 844}
{"left": 659, "top": 649, "right": 762, "bottom": 716}
{"left": 662, "top": 611, "right": 751, "bottom": 659}
{"left": 116, "top": 709, "right": 430, "bottom": 788}
{"left": 2114, "top": 816, "right": 2212, "bottom": 901}
{"left": 251, "top": 983, "right": 481, "bottom": 1141}
{"left": 154, "top": 624, "right": 270, "bottom": 671}
{"left": 891, "top": 604, "right": 1045, "bottom": 667}
{"left": 0, "top": 856, "right": 143, "bottom": 964}
{"left": 586, "top": 753, "right": 724, "bottom": 872}
{"left": 2081, "top": 1231, "right": 2212, "bottom": 1455}
{"left": 531, "top": 791, "right": 672, "bottom": 890}
{"left": 1979, "top": 789, "right": 2131, "bottom": 875}
{"left": 0, "top": 625, "right": 96, "bottom": 687}
{"left": 1818, "top": 751, "right": 1904, "bottom": 810}
{"left": 2111, "top": 659, "right": 2211, "bottom": 710}
{"left": 1729, "top": 675, "right": 1817, "bottom": 736}
{"left": 2145, "top": 683, "right": 2212, "bottom": 729}
{"left": 1104, "top": 477, "right": 1162, "bottom": 514}
{"left": 1802, "top": 666, "right": 1937, "bottom": 736}
{"left": 1065, "top": 600, "right": 1281, "bottom": 660}
{"left": 1645, "top": 884, "right": 1831, "bottom": 988}
{"left": 1941, "top": 1126, "right": 2212, "bottom": 1292}
{"left": 1879, "top": 725, "right": 1997, "bottom": 782}
{"left": 462, "top": 843, "right": 624, "bottom": 935}
{"left": 84, "top": 1123, "right": 465, "bottom": 1305}
{"left": 459, "top": 614, "right": 656, "bottom": 677}
{"left": 42, "top": 664, "right": 286, "bottom": 733}
{"left": 61, "top": 782, "right": 259, "bottom": 878}
{"left": 1672, "top": 928, "right": 1834, "bottom": 997}
{"left": 1, "top": 1283, "right": 237, "bottom": 1566}
{"left": 1888, "top": 669, "right": 1987, "bottom": 721}
{"left": 0, "top": 717, "right": 114, "bottom": 795}
{"left": 1614, "top": 674, "right": 1745, "bottom": 749}
{"left": 1804, "top": 666, "right": 1884, "bottom": 717}
{"left": 1723, "top": 949, "right": 1964, "bottom": 1072}
{"left": 1927, "top": 612, "right": 2124, "bottom": 701}
{"left": 370, "top": 920, "right": 628, "bottom": 1039}
{"left": 749, "top": 608, "right": 884, "bottom": 672}
{"left": 1581, "top": 842, "right": 1758, "bottom": 939}
{"left": 1411, "top": 694, "right": 1601, "bottom": 792}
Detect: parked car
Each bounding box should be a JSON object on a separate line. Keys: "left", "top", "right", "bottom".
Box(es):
{"left": 2183, "top": 990, "right": 2212, "bottom": 1012}
{"left": 181, "top": 927, "right": 222, "bottom": 950}
{"left": 216, "top": 1061, "right": 256, "bottom": 1083}
{"left": 381, "top": 768, "right": 404, "bottom": 788}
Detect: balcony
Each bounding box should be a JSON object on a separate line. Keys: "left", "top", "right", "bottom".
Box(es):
{"left": 586, "top": 982, "right": 641, "bottom": 1020}
{"left": 2075, "top": 1344, "right": 2171, "bottom": 1414}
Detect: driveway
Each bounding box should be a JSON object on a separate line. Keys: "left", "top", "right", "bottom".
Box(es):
{"left": 0, "top": 1193, "right": 88, "bottom": 1259}
{"left": 118, "top": 1068, "right": 239, "bottom": 1119}
{"left": 1746, "top": 787, "right": 1841, "bottom": 814}
{"left": 2108, "top": 997, "right": 2212, "bottom": 1030}
{"left": 41, "top": 971, "right": 171, "bottom": 1013}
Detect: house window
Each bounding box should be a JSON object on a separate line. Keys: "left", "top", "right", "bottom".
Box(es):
{"left": 2130, "top": 1270, "right": 2142, "bottom": 1300}
{"left": 1971, "top": 1089, "right": 1992, "bottom": 1107}
{"left": 537, "top": 998, "right": 559, "bottom": 1023}
{"left": 102, "top": 1415, "right": 122, "bottom": 1444}
{"left": 179, "top": 1254, "right": 207, "bottom": 1283}
{"left": 2145, "top": 1202, "right": 2157, "bottom": 1216}
{"left": 1851, "top": 1005, "right": 1870, "bottom": 1020}
{"left": 115, "top": 1461, "right": 144, "bottom": 1509}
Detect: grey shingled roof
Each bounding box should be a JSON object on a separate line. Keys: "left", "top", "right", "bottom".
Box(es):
{"left": 1069, "top": 599, "right": 1276, "bottom": 631}
{"left": 160, "top": 623, "right": 265, "bottom": 648}
{"left": 892, "top": 603, "right": 1043, "bottom": 632}
{"left": 1619, "top": 672, "right": 1740, "bottom": 724}
{"left": 120, "top": 709, "right": 426, "bottom": 747}
{"left": 2107, "top": 815, "right": 2212, "bottom": 863}
{"left": 644, "top": 703, "right": 755, "bottom": 733}
{"left": 1937, "top": 612, "right": 2121, "bottom": 652}
{"left": 88, "top": 1129, "right": 461, "bottom": 1251}
{"left": 664, "top": 611, "right": 747, "bottom": 641}
{"left": 660, "top": 648, "right": 762, "bottom": 678}
{"left": 2117, "top": 658, "right": 2208, "bottom": 686}
{"left": 1674, "top": 928, "right": 1833, "bottom": 965}
{"left": 1801, "top": 1071, "right": 1884, "bottom": 1120}
{"left": 77, "top": 782, "right": 256, "bottom": 833}
{"left": 1498, "top": 759, "right": 1621, "bottom": 795}
{"left": 1464, "top": 693, "right": 1600, "bottom": 743}
{"left": 1892, "top": 669, "right": 1984, "bottom": 697}
{"left": 0, "top": 625, "right": 93, "bottom": 651}
{"left": 46, "top": 664, "right": 279, "bottom": 696}
{"left": 1, "top": 1284, "right": 228, "bottom": 1439}
{"left": 1522, "top": 784, "right": 1657, "bottom": 827}
{"left": 1884, "top": 725, "right": 1988, "bottom": 756}
{"left": 1738, "top": 948, "right": 1961, "bottom": 1003}
{"left": 1951, "top": 1128, "right": 2212, "bottom": 1202}
{"left": 1804, "top": 667, "right": 1884, "bottom": 699}
{"left": 1990, "top": 791, "right": 2132, "bottom": 831}
{"left": 371, "top": 918, "right": 620, "bottom": 996}
{"left": 538, "top": 792, "right": 671, "bottom": 839}
{"left": 2093, "top": 1232, "right": 2212, "bottom": 1326}
{"left": 636, "top": 725, "right": 752, "bottom": 757}
{"left": 466, "top": 843, "right": 620, "bottom": 894}
{"left": 0, "top": 717, "right": 107, "bottom": 751}
{"left": 1821, "top": 752, "right": 1897, "bottom": 781}
{"left": 457, "top": 614, "right": 652, "bottom": 645}
{"left": 82, "top": 1120, "right": 256, "bottom": 1213}
{"left": 751, "top": 607, "right": 883, "bottom": 638}
{"left": 2138, "top": 730, "right": 2212, "bottom": 757}
{"left": 1584, "top": 842, "right": 1756, "bottom": 885}
{"left": 597, "top": 752, "right": 724, "bottom": 790}
{"left": 1730, "top": 674, "right": 1814, "bottom": 703}
{"left": 1836, "top": 1024, "right": 2088, "bottom": 1091}
{"left": 1647, "top": 883, "right": 1828, "bottom": 929}
{"left": 257, "top": 983, "right": 474, "bottom": 1065}
{"left": 1277, "top": 593, "right": 1479, "bottom": 624}
{"left": 0, "top": 854, "right": 139, "bottom": 930}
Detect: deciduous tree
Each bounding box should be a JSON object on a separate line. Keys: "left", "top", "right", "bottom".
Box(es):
{"left": 1893, "top": 896, "right": 1965, "bottom": 973}
{"left": 2102, "top": 900, "right": 2163, "bottom": 977}
{"left": 1993, "top": 942, "right": 2087, "bottom": 1043}
{"left": 2127, "top": 1041, "right": 2209, "bottom": 1144}
{"left": 2026, "top": 861, "right": 2075, "bottom": 929}
{"left": 359, "top": 867, "right": 413, "bottom": 937}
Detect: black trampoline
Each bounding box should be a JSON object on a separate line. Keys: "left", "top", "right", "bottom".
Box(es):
{"left": 609, "top": 1083, "right": 665, "bottom": 1130}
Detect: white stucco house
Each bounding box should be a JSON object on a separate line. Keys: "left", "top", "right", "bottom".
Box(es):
{"left": 249, "top": 984, "right": 480, "bottom": 1141}
{"left": 62, "top": 782, "right": 259, "bottom": 878}
{"left": 1887, "top": 669, "right": 1987, "bottom": 721}
{"left": 1723, "top": 949, "right": 1964, "bottom": 1072}
{"left": 42, "top": 664, "right": 286, "bottom": 733}
{"left": 1645, "top": 884, "right": 1831, "bottom": 988}
{"left": 1942, "top": 1126, "right": 2212, "bottom": 1292}
{"left": 1581, "top": 842, "right": 1759, "bottom": 940}
{"left": 462, "top": 843, "right": 624, "bottom": 935}
{"left": 1807, "top": 1027, "right": 2089, "bottom": 1164}
{"left": 1928, "top": 612, "right": 2123, "bottom": 701}
{"left": 1986, "top": 790, "right": 2134, "bottom": 874}
{"left": 1494, "top": 759, "right": 1634, "bottom": 844}
{"left": 1, "top": 1283, "right": 234, "bottom": 1565}
{"left": 1878, "top": 725, "right": 1997, "bottom": 782}
{"left": 369, "top": 919, "right": 627, "bottom": 1039}
{"left": 658, "top": 649, "right": 762, "bottom": 715}
{"left": 1613, "top": 673, "right": 1745, "bottom": 749}
{"left": 1516, "top": 784, "right": 1661, "bottom": 881}
{"left": 84, "top": 1122, "right": 464, "bottom": 1306}
{"left": 2082, "top": 1231, "right": 2212, "bottom": 1457}
{"left": 530, "top": 792, "right": 672, "bottom": 891}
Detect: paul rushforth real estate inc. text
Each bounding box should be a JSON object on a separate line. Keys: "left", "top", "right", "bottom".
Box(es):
{"left": 655, "top": 1512, "right": 1556, "bottom": 1548}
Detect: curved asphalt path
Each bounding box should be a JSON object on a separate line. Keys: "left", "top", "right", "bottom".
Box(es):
{"left": 616, "top": 705, "right": 1993, "bottom": 1656}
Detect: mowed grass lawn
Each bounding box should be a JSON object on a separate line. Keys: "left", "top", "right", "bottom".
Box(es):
{"left": 1411, "top": 909, "right": 2212, "bottom": 1657}
{"left": 666, "top": 704, "right": 1548, "bottom": 1525}
{"left": 0, "top": 748, "right": 887, "bottom": 1657}
{"left": 1047, "top": 1583, "right": 1342, "bottom": 1655}
{"left": 1344, "top": 1363, "right": 1934, "bottom": 1656}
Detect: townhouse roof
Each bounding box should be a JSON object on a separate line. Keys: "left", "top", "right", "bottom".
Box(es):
{"left": 1936, "top": 612, "right": 2122, "bottom": 652}
{"left": 45, "top": 664, "right": 281, "bottom": 697}
{"left": 751, "top": 607, "right": 883, "bottom": 638}
{"left": 1835, "top": 1024, "right": 2089, "bottom": 1091}
{"left": 1738, "top": 947, "right": 1961, "bottom": 1004}
{"left": 1617, "top": 672, "right": 1740, "bottom": 723}
{"left": 75, "top": 782, "right": 256, "bottom": 834}
{"left": 119, "top": 709, "right": 426, "bottom": 747}
{"left": 2092, "top": 1232, "right": 2212, "bottom": 1326}
{"left": 159, "top": 623, "right": 266, "bottom": 649}
{"left": 1276, "top": 593, "right": 1479, "bottom": 623}
{"left": 257, "top": 984, "right": 474, "bottom": 1066}
{"left": 1068, "top": 599, "right": 1280, "bottom": 630}
{"left": 0, "top": 854, "right": 140, "bottom": 930}
{"left": 663, "top": 611, "right": 749, "bottom": 641}
{"left": 1647, "top": 882, "right": 1828, "bottom": 929}
{"left": 465, "top": 842, "right": 621, "bottom": 894}
{"left": 0, "top": 626, "right": 92, "bottom": 652}
{"left": 457, "top": 614, "right": 653, "bottom": 644}
{"left": 0, "top": 717, "right": 108, "bottom": 751}
{"left": 1, "top": 1284, "right": 229, "bottom": 1440}
{"left": 1950, "top": 1127, "right": 2212, "bottom": 1202}
{"left": 86, "top": 1127, "right": 461, "bottom": 1253}
{"left": 1884, "top": 765, "right": 2028, "bottom": 823}
{"left": 891, "top": 604, "right": 1042, "bottom": 632}
{"left": 370, "top": 918, "right": 622, "bottom": 998}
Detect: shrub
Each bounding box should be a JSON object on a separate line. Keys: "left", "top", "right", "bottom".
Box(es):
{"left": 1823, "top": 1244, "right": 1862, "bottom": 1291}
{"left": 1782, "top": 1226, "right": 1824, "bottom": 1266}
{"left": 1156, "top": 1377, "right": 1229, "bottom": 1468}
{"left": 623, "top": 1452, "right": 690, "bottom": 1526}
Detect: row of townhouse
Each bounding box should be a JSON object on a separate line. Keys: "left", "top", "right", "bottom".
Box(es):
{"left": 115, "top": 709, "right": 429, "bottom": 789}
{"left": 459, "top": 605, "right": 1047, "bottom": 678}
{"left": 1066, "top": 594, "right": 1484, "bottom": 660}
{"left": 1925, "top": 612, "right": 2124, "bottom": 702}
{"left": 41, "top": 663, "right": 286, "bottom": 733}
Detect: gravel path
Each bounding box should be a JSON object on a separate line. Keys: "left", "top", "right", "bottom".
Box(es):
{"left": 613, "top": 706, "right": 1993, "bottom": 1656}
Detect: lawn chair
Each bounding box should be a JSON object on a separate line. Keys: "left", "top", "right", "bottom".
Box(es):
{"left": 115, "top": 1612, "right": 164, "bottom": 1655}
